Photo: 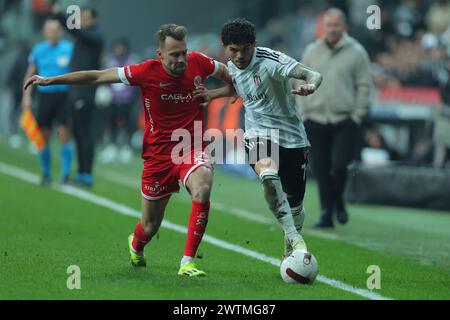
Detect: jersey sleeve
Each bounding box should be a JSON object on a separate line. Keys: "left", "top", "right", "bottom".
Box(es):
{"left": 192, "top": 51, "right": 219, "bottom": 78}
{"left": 117, "top": 60, "right": 151, "bottom": 86}
{"left": 263, "top": 49, "right": 299, "bottom": 81}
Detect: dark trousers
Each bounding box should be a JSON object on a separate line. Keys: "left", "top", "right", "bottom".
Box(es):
{"left": 69, "top": 92, "right": 95, "bottom": 175}
{"left": 304, "top": 119, "right": 358, "bottom": 221}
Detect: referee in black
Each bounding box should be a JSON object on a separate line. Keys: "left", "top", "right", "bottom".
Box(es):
{"left": 52, "top": 2, "right": 104, "bottom": 187}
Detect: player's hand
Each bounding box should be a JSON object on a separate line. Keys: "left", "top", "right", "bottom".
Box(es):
{"left": 23, "top": 75, "right": 51, "bottom": 91}
{"left": 291, "top": 84, "right": 316, "bottom": 96}
{"left": 193, "top": 85, "right": 211, "bottom": 107}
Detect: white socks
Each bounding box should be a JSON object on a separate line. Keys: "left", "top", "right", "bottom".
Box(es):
{"left": 291, "top": 204, "right": 305, "bottom": 233}
{"left": 259, "top": 169, "right": 299, "bottom": 242}
{"left": 180, "top": 255, "right": 194, "bottom": 267}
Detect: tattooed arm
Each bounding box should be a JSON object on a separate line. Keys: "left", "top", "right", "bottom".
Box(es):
{"left": 288, "top": 63, "right": 322, "bottom": 96}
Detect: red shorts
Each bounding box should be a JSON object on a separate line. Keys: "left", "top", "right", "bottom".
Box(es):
{"left": 141, "top": 150, "right": 212, "bottom": 201}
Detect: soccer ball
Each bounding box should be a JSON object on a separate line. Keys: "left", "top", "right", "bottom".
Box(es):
{"left": 280, "top": 250, "right": 319, "bottom": 284}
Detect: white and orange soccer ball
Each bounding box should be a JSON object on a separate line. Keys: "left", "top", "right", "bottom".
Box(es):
{"left": 280, "top": 250, "right": 319, "bottom": 284}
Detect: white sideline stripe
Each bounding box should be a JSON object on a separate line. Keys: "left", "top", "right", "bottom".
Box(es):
{"left": 0, "top": 162, "right": 392, "bottom": 300}
{"left": 97, "top": 169, "right": 340, "bottom": 240}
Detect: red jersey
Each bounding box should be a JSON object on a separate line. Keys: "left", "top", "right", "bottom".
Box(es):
{"left": 118, "top": 51, "right": 218, "bottom": 164}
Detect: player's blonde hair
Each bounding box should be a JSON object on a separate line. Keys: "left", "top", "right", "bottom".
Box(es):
{"left": 156, "top": 24, "right": 188, "bottom": 49}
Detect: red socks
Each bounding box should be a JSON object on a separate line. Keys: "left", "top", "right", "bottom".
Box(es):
{"left": 184, "top": 200, "right": 210, "bottom": 257}
{"left": 132, "top": 200, "right": 210, "bottom": 256}
{"left": 132, "top": 221, "right": 151, "bottom": 253}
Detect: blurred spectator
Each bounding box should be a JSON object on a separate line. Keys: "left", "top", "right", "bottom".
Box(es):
{"left": 371, "top": 32, "right": 445, "bottom": 88}
{"left": 411, "top": 34, "right": 449, "bottom": 86}
{"left": 52, "top": 3, "right": 104, "bottom": 187}
{"left": 1, "top": 0, "right": 447, "bottom": 173}
{"left": 98, "top": 39, "right": 139, "bottom": 164}
{"left": 409, "top": 138, "right": 434, "bottom": 165}
{"left": 371, "top": 57, "right": 401, "bottom": 89}
{"left": 425, "top": 0, "right": 450, "bottom": 36}
{"left": 362, "top": 126, "right": 401, "bottom": 163}
{"left": 263, "top": 18, "right": 289, "bottom": 53}
{"left": 392, "top": 0, "right": 426, "bottom": 38}
{"left": 301, "top": 8, "right": 373, "bottom": 228}
{"left": 431, "top": 55, "right": 450, "bottom": 167}
{"left": 289, "top": 3, "right": 319, "bottom": 58}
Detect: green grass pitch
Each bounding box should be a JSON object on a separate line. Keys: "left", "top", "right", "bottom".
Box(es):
{"left": 1, "top": 137, "right": 450, "bottom": 300}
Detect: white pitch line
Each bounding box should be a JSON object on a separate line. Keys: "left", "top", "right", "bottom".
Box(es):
{"left": 0, "top": 161, "right": 392, "bottom": 300}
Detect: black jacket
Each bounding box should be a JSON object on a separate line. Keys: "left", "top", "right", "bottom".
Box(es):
{"left": 55, "top": 13, "right": 104, "bottom": 99}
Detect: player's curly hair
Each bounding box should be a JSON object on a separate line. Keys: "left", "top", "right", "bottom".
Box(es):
{"left": 221, "top": 18, "right": 256, "bottom": 45}
{"left": 156, "top": 24, "right": 188, "bottom": 49}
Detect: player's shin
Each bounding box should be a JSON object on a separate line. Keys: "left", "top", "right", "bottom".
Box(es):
{"left": 60, "top": 142, "right": 73, "bottom": 180}
{"left": 182, "top": 200, "right": 210, "bottom": 265}
{"left": 291, "top": 204, "right": 305, "bottom": 233}
{"left": 39, "top": 145, "right": 51, "bottom": 179}
{"left": 287, "top": 195, "right": 305, "bottom": 234}
{"left": 259, "top": 169, "right": 299, "bottom": 242}
{"left": 284, "top": 201, "right": 306, "bottom": 256}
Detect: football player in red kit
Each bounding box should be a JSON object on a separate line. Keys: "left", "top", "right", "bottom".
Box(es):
{"left": 24, "top": 24, "right": 231, "bottom": 276}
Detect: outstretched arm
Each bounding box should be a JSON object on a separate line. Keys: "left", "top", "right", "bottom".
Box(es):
{"left": 194, "top": 83, "right": 236, "bottom": 100}
{"left": 193, "top": 62, "right": 238, "bottom": 106}
{"left": 23, "top": 68, "right": 121, "bottom": 91}
{"left": 288, "top": 63, "right": 322, "bottom": 96}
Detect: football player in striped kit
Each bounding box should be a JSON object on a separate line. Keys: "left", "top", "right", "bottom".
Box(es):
{"left": 194, "top": 18, "right": 322, "bottom": 259}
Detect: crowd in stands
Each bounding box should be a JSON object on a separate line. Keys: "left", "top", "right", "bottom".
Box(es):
{"left": 1, "top": 0, "right": 449, "bottom": 168}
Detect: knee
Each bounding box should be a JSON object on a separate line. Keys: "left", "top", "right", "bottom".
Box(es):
{"left": 191, "top": 183, "right": 211, "bottom": 203}
{"left": 287, "top": 194, "right": 302, "bottom": 208}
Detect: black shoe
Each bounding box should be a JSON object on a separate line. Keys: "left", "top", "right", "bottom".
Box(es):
{"left": 41, "top": 175, "right": 51, "bottom": 187}
{"left": 336, "top": 209, "right": 349, "bottom": 224}
{"left": 60, "top": 176, "right": 79, "bottom": 187}
{"left": 60, "top": 176, "right": 70, "bottom": 185}
{"left": 313, "top": 210, "right": 334, "bottom": 229}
